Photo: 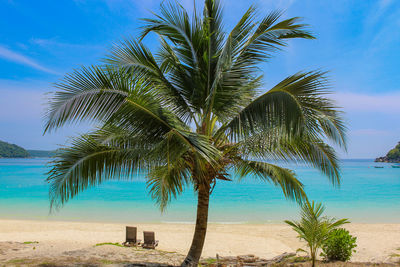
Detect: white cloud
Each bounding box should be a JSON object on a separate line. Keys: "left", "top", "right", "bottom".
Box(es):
{"left": 332, "top": 92, "right": 400, "bottom": 113}
{"left": 0, "top": 45, "right": 59, "bottom": 75}
{"left": 350, "top": 129, "right": 393, "bottom": 137}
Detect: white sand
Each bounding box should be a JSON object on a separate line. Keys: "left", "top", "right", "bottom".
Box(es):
{"left": 0, "top": 219, "right": 399, "bottom": 263}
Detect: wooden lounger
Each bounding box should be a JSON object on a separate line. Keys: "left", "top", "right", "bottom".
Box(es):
{"left": 142, "top": 231, "right": 159, "bottom": 249}
{"left": 122, "top": 226, "right": 141, "bottom": 246}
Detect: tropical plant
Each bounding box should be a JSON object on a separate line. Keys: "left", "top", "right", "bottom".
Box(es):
{"left": 321, "top": 228, "right": 357, "bottom": 262}
{"left": 285, "top": 201, "right": 349, "bottom": 267}
{"left": 44, "top": 0, "right": 346, "bottom": 265}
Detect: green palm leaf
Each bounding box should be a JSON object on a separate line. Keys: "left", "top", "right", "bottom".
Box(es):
{"left": 47, "top": 133, "right": 153, "bottom": 209}
{"left": 44, "top": 66, "right": 130, "bottom": 132}
{"left": 234, "top": 159, "right": 306, "bottom": 203}
{"left": 105, "top": 39, "right": 194, "bottom": 122}
{"left": 239, "top": 132, "right": 341, "bottom": 185}
{"left": 223, "top": 71, "right": 346, "bottom": 147}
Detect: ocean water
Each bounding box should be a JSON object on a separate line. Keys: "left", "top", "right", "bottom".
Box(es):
{"left": 0, "top": 158, "right": 399, "bottom": 224}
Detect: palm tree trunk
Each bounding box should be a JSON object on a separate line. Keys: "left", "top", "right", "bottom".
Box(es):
{"left": 181, "top": 184, "right": 210, "bottom": 267}
{"left": 311, "top": 253, "right": 316, "bottom": 267}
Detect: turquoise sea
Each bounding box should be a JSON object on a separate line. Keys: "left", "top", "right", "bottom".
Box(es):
{"left": 0, "top": 158, "right": 399, "bottom": 223}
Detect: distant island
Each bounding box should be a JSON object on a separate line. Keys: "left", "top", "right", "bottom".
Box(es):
{"left": 0, "top": 140, "right": 55, "bottom": 158}
{"left": 375, "top": 142, "right": 400, "bottom": 163}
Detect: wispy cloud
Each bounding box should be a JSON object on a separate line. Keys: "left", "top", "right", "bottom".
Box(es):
{"left": 259, "top": 0, "right": 296, "bottom": 10}
{"left": 333, "top": 92, "right": 400, "bottom": 113}
{"left": 30, "top": 38, "right": 103, "bottom": 51}
{"left": 371, "top": 0, "right": 395, "bottom": 24}
{"left": 0, "top": 45, "right": 58, "bottom": 75}
{"left": 350, "top": 129, "right": 394, "bottom": 137}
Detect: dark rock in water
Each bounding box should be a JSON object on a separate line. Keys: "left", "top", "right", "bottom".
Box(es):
{"left": 375, "top": 156, "right": 389, "bottom": 162}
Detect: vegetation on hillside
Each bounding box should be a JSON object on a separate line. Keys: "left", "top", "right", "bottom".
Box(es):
{"left": 376, "top": 142, "right": 400, "bottom": 163}
{"left": 0, "top": 140, "right": 55, "bottom": 158}
{"left": 386, "top": 142, "right": 400, "bottom": 161}
{"left": 0, "top": 140, "right": 30, "bottom": 158}
{"left": 27, "top": 150, "right": 56, "bottom": 158}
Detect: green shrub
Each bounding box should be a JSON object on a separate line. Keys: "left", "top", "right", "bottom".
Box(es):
{"left": 321, "top": 228, "right": 357, "bottom": 261}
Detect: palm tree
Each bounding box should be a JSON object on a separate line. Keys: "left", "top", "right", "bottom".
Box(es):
{"left": 44, "top": 0, "right": 346, "bottom": 266}
{"left": 285, "top": 200, "right": 349, "bottom": 267}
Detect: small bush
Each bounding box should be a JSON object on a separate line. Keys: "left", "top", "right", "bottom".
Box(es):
{"left": 322, "top": 228, "right": 357, "bottom": 261}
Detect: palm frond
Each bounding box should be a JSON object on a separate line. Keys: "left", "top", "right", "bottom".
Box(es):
{"left": 44, "top": 66, "right": 131, "bottom": 133}
{"left": 105, "top": 39, "right": 194, "bottom": 122}
{"left": 222, "top": 71, "right": 346, "bottom": 150}
{"left": 47, "top": 133, "right": 155, "bottom": 210}
{"left": 147, "top": 162, "right": 191, "bottom": 211}
{"left": 236, "top": 10, "right": 314, "bottom": 65}
{"left": 203, "top": 0, "right": 225, "bottom": 53}
{"left": 156, "top": 37, "right": 204, "bottom": 118}
{"left": 140, "top": 0, "right": 200, "bottom": 70}
{"left": 108, "top": 98, "right": 220, "bottom": 166}
{"left": 204, "top": 5, "right": 258, "bottom": 118}
{"left": 239, "top": 133, "right": 341, "bottom": 186}
{"left": 234, "top": 159, "right": 306, "bottom": 203}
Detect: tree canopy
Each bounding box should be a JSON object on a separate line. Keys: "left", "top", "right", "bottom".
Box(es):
{"left": 387, "top": 142, "right": 400, "bottom": 161}
{"left": 44, "top": 0, "right": 346, "bottom": 265}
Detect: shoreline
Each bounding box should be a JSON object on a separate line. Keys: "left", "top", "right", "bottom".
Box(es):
{"left": 1, "top": 216, "right": 400, "bottom": 224}
{"left": 1, "top": 215, "right": 400, "bottom": 225}
{"left": 0, "top": 219, "right": 399, "bottom": 264}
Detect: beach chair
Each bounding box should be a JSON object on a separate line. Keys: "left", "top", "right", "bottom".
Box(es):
{"left": 142, "top": 231, "right": 159, "bottom": 249}
{"left": 122, "top": 226, "right": 141, "bottom": 247}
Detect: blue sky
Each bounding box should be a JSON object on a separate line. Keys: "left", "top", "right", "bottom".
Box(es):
{"left": 0, "top": 0, "right": 399, "bottom": 158}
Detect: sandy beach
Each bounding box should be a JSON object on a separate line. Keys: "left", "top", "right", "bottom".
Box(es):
{"left": 0, "top": 219, "right": 399, "bottom": 265}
